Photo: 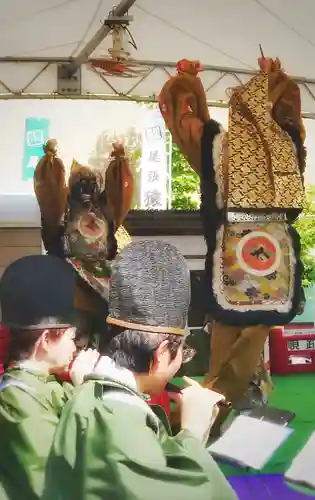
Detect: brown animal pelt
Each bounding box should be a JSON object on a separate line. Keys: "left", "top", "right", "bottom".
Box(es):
{"left": 258, "top": 57, "right": 306, "bottom": 176}
{"left": 159, "top": 59, "right": 209, "bottom": 175}
{"left": 104, "top": 143, "right": 134, "bottom": 227}
{"left": 258, "top": 57, "right": 305, "bottom": 142}
{"left": 34, "top": 139, "right": 67, "bottom": 230}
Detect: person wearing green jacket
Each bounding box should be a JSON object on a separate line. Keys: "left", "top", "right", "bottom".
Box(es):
{"left": 0, "top": 254, "right": 98, "bottom": 500}
{"left": 43, "top": 240, "right": 237, "bottom": 500}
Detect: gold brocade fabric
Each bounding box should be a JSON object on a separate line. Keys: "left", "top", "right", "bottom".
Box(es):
{"left": 116, "top": 225, "right": 132, "bottom": 252}
{"left": 227, "top": 73, "right": 304, "bottom": 210}
{"left": 68, "top": 225, "right": 131, "bottom": 304}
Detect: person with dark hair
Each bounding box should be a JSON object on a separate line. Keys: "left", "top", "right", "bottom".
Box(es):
{"left": 43, "top": 240, "right": 236, "bottom": 500}
{"left": 0, "top": 254, "right": 98, "bottom": 500}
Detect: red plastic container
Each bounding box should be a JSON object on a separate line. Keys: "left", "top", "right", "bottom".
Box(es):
{"left": 57, "top": 361, "right": 73, "bottom": 383}
{"left": 269, "top": 323, "right": 315, "bottom": 375}
{"left": 147, "top": 390, "right": 171, "bottom": 418}
{"left": 0, "top": 325, "right": 10, "bottom": 375}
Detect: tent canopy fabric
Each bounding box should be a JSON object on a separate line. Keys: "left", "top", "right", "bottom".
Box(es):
{"left": 1, "top": 0, "right": 315, "bottom": 114}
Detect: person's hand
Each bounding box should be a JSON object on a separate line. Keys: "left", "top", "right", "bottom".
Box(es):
{"left": 69, "top": 348, "right": 99, "bottom": 386}
{"left": 168, "top": 391, "right": 183, "bottom": 426}
{"left": 180, "top": 376, "right": 225, "bottom": 444}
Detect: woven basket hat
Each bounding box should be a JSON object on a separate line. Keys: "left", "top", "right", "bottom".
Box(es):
{"left": 107, "top": 240, "right": 190, "bottom": 336}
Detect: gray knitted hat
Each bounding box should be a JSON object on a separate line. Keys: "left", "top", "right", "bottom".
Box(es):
{"left": 107, "top": 240, "right": 190, "bottom": 336}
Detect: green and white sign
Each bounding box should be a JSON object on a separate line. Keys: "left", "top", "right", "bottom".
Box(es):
{"left": 22, "top": 117, "right": 50, "bottom": 181}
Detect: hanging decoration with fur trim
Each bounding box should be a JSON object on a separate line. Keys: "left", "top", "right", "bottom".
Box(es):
{"left": 34, "top": 140, "right": 133, "bottom": 303}
{"left": 159, "top": 56, "right": 306, "bottom": 327}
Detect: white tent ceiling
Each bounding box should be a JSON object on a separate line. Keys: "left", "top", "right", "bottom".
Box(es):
{"left": 1, "top": 0, "right": 315, "bottom": 116}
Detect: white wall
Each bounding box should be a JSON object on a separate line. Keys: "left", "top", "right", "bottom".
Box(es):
{"left": 0, "top": 100, "right": 227, "bottom": 227}
{"left": 0, "top": 98, "right": 313, "bottom": 226}
{"left": 0, "top": 100, "right": 147, "bottom": 196}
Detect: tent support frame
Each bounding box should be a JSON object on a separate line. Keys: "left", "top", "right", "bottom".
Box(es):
{"left": 64, "top": 0, "right": 137, "bottom": 77}
{"left": 0, "top": 58, "right": 315, "bottom": 118}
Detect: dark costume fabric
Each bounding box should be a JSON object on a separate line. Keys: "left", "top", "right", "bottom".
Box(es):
{"left": 33, "top": 140, "right": 133, "bottom": 346}
{"left": 159, "top": 58, "right": 306, "bottom": 407}
{"left": 0, "top": 254, "right": 80, "bottom": 500}
{"left": 42, "top": 240, "right": 236, "bottom": 500}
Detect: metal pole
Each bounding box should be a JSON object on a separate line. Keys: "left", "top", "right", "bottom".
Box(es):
{"left": 67, "top": 0, "right": 137, "bottom": 75}
{"left": 0, "top": 56, "right": 315, "bottom": 87}
{"left": 124, "top": 60, "right": 315, "bottom": 86}
{"left": 0, "top": 92, "right": 315, "bottom": 119}
{"left": 167, "top": 132, "right": 173, "bottom": 209}
{"left": 0, "top": 56, "right": 70, "bottom": 63}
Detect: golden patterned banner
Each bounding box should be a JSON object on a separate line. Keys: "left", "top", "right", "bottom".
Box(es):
{"left": 227, "top": 73, "right": 304, "bottom": 210}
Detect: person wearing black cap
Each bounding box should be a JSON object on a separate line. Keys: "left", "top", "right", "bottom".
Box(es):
{"left": 43, "top": 240, "right": 237, "bottom": 500}
{"left": 0, "top": 254, "right": 98, "bottom": 500}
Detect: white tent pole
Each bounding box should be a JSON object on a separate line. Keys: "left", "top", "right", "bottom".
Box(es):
{"left": 0, "top": 56, "right": 315, "bottom": 87}
{"left": 0, "top": 58, "right": 315, "bottom": 117}
{"left": 0, "top": 92, "right": 314, "bottom": 119}
{"left": 66, "top": 0, "right": 137, "bottom": 75}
